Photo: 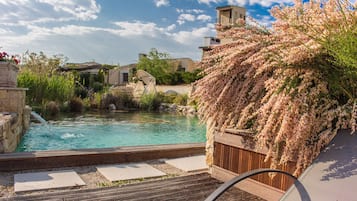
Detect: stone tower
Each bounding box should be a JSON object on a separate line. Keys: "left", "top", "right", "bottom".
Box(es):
{"left": 199, "top": 5, "right": 246, "bottom": 57}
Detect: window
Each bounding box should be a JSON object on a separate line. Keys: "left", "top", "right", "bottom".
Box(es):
{"left": 123, "top": 73, "right": 129, "bottom": 83}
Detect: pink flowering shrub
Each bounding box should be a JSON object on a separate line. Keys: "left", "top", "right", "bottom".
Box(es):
{"left": 193, "top": 0, "right": 356, "bottom": 176}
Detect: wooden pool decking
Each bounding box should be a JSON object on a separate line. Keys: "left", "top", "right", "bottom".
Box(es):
{"left": 1, "top": 173, "right": 265, "bottom": 201}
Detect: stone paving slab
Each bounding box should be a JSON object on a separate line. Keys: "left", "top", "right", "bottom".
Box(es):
{"left": 96, "top": 163, "right": 166, "bottom": 182}
{"left": 14, "top": 170, "right": 85, "bottom": 193}
{"left": 164, "top": 155, "right": 208, "bottom": 172}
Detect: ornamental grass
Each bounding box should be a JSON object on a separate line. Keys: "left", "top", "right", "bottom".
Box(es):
{"left": 193, "top": 0, "right": 357, "bottom": 176}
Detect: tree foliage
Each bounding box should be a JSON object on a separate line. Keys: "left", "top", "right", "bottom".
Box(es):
{"left": 137, "top": 48, "right": 173, "bottom": 84}
{"left": 193, "top": 0, "right": 357, "bottom": 176}
{"left": 136, "top": 48, "right": 203, "bottom": 85}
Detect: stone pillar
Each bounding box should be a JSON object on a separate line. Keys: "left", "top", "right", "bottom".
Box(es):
{"left": 0, "top": 88, "right": 26, "bottom": 113}
{"left": 0, "top": 62, "right": 19, "bottom": 87}
{"left": 0, "top": 88, "right": 29, "bottom": 152}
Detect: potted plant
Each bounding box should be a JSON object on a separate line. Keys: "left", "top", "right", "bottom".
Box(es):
{"left": 0, "top": 51, "right": 20, "bottom": 87}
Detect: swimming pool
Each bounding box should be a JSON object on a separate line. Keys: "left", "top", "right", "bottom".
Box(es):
{"left": 16, "top": 112, "right": 206, "bottom": 152}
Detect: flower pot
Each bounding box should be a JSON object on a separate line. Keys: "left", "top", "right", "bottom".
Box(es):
{"left": 0, "top": 62, "right": 19, "bottom": 87}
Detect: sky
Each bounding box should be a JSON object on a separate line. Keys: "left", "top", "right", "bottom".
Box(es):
{"left": 0, "top": 0, "right": 298, "bottom": 65}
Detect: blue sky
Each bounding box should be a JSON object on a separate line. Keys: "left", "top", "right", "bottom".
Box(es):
{"left": 0, "top": 0, "right": 296, "bottom": 65}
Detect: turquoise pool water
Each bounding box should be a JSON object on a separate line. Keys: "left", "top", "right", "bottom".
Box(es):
{"left": 16, "top": 112, "right": 206, "bottom": 152}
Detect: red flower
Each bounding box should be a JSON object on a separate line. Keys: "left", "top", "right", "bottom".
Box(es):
{"left": 14, "top": 58, "right": 19, "bottom": 65}
{"left": 0, "top": 51, "right": 20, "bottom": 64}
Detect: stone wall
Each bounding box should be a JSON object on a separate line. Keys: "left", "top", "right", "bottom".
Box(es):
{"left": 0, "top": 88, "right": 30, "bottom": 153}
{"left": 159, "top": 103, "right": 197, "bottom": 116}
{"left": 156, "top": 85, "right": 192, "bottom": 95}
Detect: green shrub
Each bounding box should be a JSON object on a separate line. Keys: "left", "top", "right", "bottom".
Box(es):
{"left": 75, "top": 87, "right": 88, "bottom": 99}
{"left": 17, "top": 70, "right": 75, "bottom": 106}
{"left": 119, "top": 93, "right": 137, "bottom": 108}
{"left": 100, "top": 93, "right": 118, "bottom": 109}
{"left": 17, "top": 52, "right": 75, "bottom": 107}
{"left": 68, "top": 97, "right": 84, "bottom": 113}
{"left": 100, "top": 92, "right": 137, "bottom": 110}
{"left": 92, "top": 81, "right": 103, "bottom": 92}
{"left": 159, "top": 92, "right": 176, "bottom": 103}
{"left": 173, "top": 94, "right": 188, "bottom": 106}
{"left": 181, "top": 70, "right": 204, "bottom": 84}
{"left": 46, "top": 74, "right": 75, "bottom": 102}
{"left": 139, "top": 93, "right": 163, "bottom": 111}
{"left": 156, "top": 92, "right": 188, "bottom": 105}
{"left": 44, "top": 101, "right": 60, "bottom": 116}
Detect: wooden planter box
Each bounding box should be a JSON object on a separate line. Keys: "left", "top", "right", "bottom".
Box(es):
{"left": 211, "top": 129, "right": 297, "bottom": 200}
{"left": 0, "top": 62, "right": 19, "bottom": 87}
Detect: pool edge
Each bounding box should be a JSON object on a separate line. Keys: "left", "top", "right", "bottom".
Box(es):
{"left": 0, "top": 143, "right": 205, "bottom": 171}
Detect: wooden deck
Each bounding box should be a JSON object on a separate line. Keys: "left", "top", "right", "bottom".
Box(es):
{"left": 1, "top": 173, "right": 265, "bottom": 201}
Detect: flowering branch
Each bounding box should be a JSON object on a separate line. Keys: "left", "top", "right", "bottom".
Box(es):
{"left": 193, "top": 0, "right": 356, "bottom": 176}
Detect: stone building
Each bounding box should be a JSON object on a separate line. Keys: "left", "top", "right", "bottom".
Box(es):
{"left": 167, "top": 58, "right": 198, "bottom": 72}
{"left": 108, "top": 56, "right": 198, "bottom": 86}
{"left": 108, "top": 64, "right": 136, "bottom": 86}
{"left": 199, "top": 5, "right": 246, "bottom": 56}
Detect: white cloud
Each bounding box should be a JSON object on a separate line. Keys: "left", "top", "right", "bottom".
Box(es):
{"left": 227, "top": 0, "right": 293, "bottom": 7}
{"left": 154, "top": 0, "right": 170, "bottom": 7}
{"left": 197, "top": 0, "right": 222, "bottom": 5}
{"left": 167, "top": 24, "right": 176, "bottom": 31}
{"left": 176, "top": 8, "right": 204, "bottom": 14}
{"left": 37, "top": 0, "right": 100, "bottom": 20}
{"left": 176, "top": 12, "right": 211, "bottom": 25}
{"left": 176, "top": 8, "right": 184, "bottom": 13}
{"left": 227, "top": 0, "right": 247, "bottom": 6}
{"left": 112, "top": 21, "right": 165, "bottom": 37}
{"left": 172, "top": 25, "right": 215, "bottom": 45}
{"left": 197, "top": 14, "right": 212, "bottom": 22}
{"left": 51, "top": 25, "right": 104, "bottom": 35}
{"left": 177, "top": 13, "right": 196, "bottom": 25}
{"left": 0, "top": 0, "right": 30, "bottom": 6}
{"left": 0, "top": 28, "right": 13, "bottom": 34}
{"left": 187, "top": 9, "right": 205, "bottom": 14}
{"left": 197, "top": 0, "right": 292, "bottom": 7}
{"left": 249, "top": 15, "right": 274, "bottom": 28}
{"left": 0, "top": 0, "right": 101, "bottom": 26}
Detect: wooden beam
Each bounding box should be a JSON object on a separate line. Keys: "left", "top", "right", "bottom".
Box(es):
{"left": 214, "top": 132, "right": 268, "bottom": 154}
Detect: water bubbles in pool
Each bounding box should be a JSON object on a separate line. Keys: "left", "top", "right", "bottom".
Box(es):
{"left": 60, "top": 133, "right": 84, "bottom": 139}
